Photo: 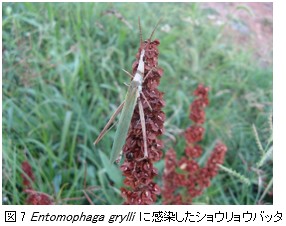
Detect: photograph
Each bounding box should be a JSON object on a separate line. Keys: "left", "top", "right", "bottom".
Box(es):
{"left": 2, "top": 2, "right": 273, "bottom": 205}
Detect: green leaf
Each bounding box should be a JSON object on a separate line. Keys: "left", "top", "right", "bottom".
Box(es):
{"left": 99, "top": 151, "right": 123, "bottom": 188}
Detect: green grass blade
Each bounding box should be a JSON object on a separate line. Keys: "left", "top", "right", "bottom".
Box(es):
{"left": 59, "top": 111, "right": 73, "bottom": 157}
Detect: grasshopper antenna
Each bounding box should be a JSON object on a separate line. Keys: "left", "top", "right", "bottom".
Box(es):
{"left": 138, "top": 17, "right": 143, "bottom": 46}
{"left": 148, "top": 18, "right": 162, "bottom": 41}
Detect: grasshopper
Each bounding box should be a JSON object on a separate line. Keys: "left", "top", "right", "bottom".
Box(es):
{"left": 94, "top": 19, "right": 160, "bottom": 163}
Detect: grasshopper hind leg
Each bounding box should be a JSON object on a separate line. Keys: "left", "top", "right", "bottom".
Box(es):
{"left": 138, "top": 98, "right": 148, "bottom": 160}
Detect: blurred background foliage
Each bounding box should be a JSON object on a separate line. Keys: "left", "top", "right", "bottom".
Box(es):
{"left": 2, "top": 2, "right": 272, "bottom": 204}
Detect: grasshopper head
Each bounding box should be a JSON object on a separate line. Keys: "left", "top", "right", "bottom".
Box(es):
{"left": 138, "top": 18, "right": 161, "bottom": 50}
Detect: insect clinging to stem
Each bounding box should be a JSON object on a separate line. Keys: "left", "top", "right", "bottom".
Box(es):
{"left": 94, "top": 18, "right": 161, "bottom": 163}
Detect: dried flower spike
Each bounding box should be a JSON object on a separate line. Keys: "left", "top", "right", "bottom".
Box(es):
{"left": 120, "top": 30, "right": 165, "bottom": 204}
{"left": 25, "top": 189, "right": 54, "bottom": 205}
{"left": 162, "top": 84, "right": 227, "bottom": 204}
{"left": 21, "top": 160, "right": 54, "bottom": 205}
{"left": 21, "top": 161, "right": 35, "bottom": 189}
